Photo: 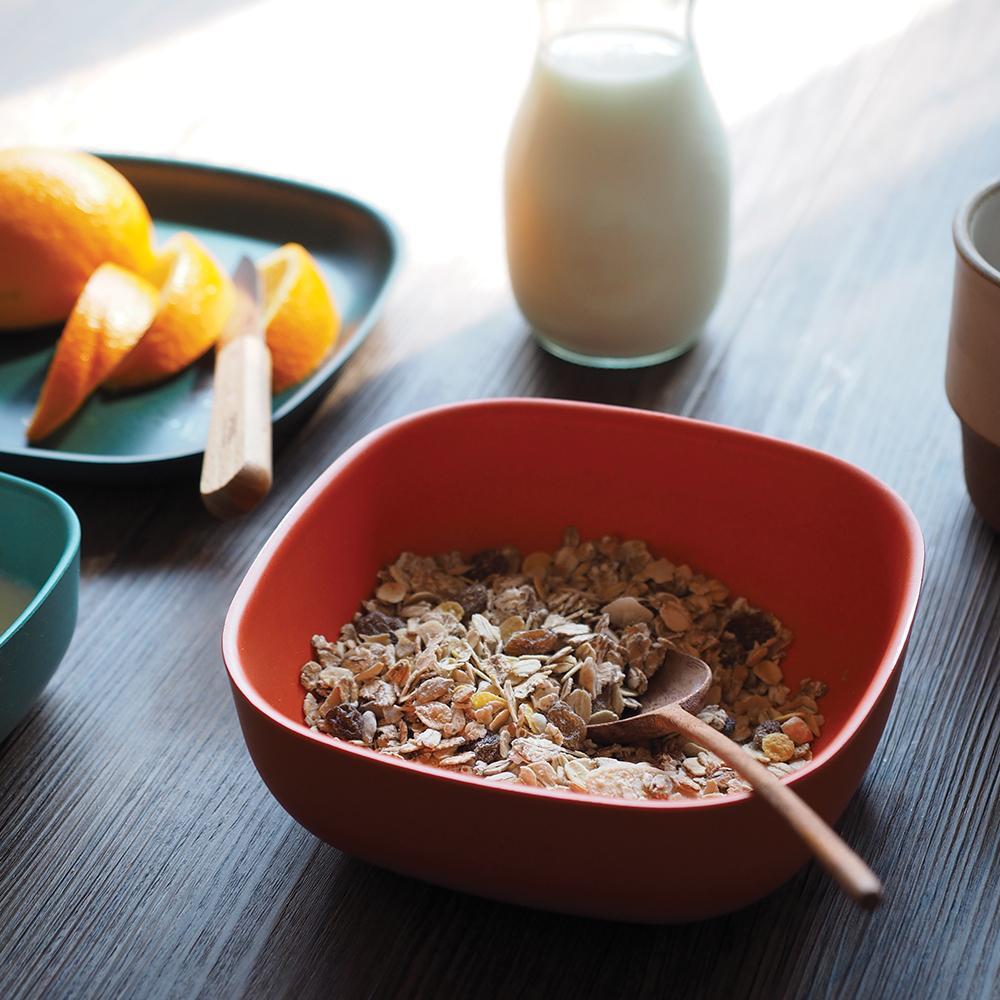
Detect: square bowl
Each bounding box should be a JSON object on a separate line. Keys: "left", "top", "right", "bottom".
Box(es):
{"left": 223, "top": 399, "right": 923, "bottom": 922}
{"left": 0, "top": 472, "right": 79, "bottom": 742}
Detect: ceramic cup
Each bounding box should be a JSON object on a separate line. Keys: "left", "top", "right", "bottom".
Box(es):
{"left": 946, "top": 180, "right": 1000, "bottom": 532}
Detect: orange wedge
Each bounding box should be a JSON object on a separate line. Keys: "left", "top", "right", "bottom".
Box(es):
{"left": 27, "top": 263, "right": 158, "bottom": 442}
{"left": 104, "top": 232, "right": 233, "bottom": 390}
{"left": 258, "top": 243, "right": 340, "bottom": 392}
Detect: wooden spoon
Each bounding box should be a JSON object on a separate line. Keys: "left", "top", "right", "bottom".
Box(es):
{"left": 588, "top": 650, "right": 883, "bottom": 909}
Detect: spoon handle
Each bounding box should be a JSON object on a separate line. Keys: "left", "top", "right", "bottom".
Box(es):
{"left": 658, "top": 702, "right": 883, "bottom": 909}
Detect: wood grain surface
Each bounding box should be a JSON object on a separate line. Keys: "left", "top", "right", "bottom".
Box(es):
{"left": 1, "top": 1, "right": 999, "bottom": 998}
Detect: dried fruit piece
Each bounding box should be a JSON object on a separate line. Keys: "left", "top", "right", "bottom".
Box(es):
{"left": 356, "top": 611, "right": 403, "bottom": 637}
{"left": 781, "top": 717, "right": 813, "bottom": 745}
{"left": 698, "top": 705, "right": 735, "bottom": 736}
{"left": 547, "top": 701, "right": 587, "bottom": 749}
{"left": 752, "top": 720, "right": 781, "bottom": 749}
{"left": 471, "top": 734, "right": 503, "bottom": 763}
{"left": 457, "top": 583, "right": 488, "bottom": 619}
{"left": 761, "top": 732, "right": 795, "bottom": 762}
{"left": 504, "top": 628, "right": 560, "bottom": 657}
{"left": 467, "top": 549, "right": 508, "bottom": 580}
{"left": 727, "top": 611, "right": 776, "bottom": 650}
{"left": 718, "top": 635, "right": 745, "bottom": 668}
{"left": 324, "top": 704, "right": 364, "bottom": 741}
{"left": 470, "top": 690, "right": 504, "bottom": 709}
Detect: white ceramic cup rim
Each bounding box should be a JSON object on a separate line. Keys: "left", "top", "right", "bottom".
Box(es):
{"left": 953, "top": 178, "right": 1000, "bottom": 286}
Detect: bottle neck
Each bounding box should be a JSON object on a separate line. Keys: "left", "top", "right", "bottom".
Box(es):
{"left": 538, "top": 0, "right": 693, "bottom": 45}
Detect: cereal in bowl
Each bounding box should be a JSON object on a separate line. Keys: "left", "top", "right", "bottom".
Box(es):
{"left": 300, "top": 529, "right": 827, "bottom": 801}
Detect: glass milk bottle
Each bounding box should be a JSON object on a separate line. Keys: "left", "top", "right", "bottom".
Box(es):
{"left": 505, "top": 0, "right": 730, "bottom": 367}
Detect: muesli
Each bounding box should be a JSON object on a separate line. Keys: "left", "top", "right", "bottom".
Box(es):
{"left": 300, "top": 529, "right": 827, "bottom": 800}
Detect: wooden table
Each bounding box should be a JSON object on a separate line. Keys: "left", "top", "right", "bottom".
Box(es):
{"left": 1, "top": 1, "right": 998, "bottom": 996}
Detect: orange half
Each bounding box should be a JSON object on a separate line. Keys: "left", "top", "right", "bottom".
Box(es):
{"left": 258, "top": 243, "right": 340, "bottom": 392}
{"left": 27, "top": 263, "right": 159, "bottom": 442}
{"left": 104, "top": 232, "right": 233, "bottom": 390}
{"left": 0, "top": 148, "right": 156, "bottom": 331}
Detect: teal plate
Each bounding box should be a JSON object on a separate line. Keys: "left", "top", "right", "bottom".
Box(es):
{"left": 0, "top": 155, "right": 400, "bottom": 482}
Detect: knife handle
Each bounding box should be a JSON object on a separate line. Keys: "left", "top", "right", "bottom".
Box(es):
{"left": 200, "top": 335, "right": 273, "bottom": 518}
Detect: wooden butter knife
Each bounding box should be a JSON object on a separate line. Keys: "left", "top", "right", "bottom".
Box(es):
{"left": 200, "top": 256, "right": 272, "bottom": 518}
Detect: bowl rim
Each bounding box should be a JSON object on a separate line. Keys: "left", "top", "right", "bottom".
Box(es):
{"left": 953, "top": 177, "right": 1000, "bottom": 287}
{"left": 0, "top": 471, "right": 80, "bottom": 647}
{"left": 223, "top": 399, "right": 925, "bottom": 813}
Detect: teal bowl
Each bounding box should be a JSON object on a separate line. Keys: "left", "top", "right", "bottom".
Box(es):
{"left": 0, "top": 472, "right": 79, "bottom": 742}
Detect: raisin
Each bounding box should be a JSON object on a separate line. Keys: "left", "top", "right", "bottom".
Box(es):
{"left": 504, "top": 628, "right": 560, "bottom": 657}
{"left": 547, "top": 702, "right": 587, "bottom": 749}
{"left": 721, "top": 714, "right": 736, "bottom": 738}
{"left": 467, "top": 549, "right": 509, "bottom": 581}
{"left": 471, "top": 734, "right": 503, "bottom": 763}
{"left": 325, "top": 704, "right": 364, "bottom": 741}
{"left": 752, "top": 719, "right": 781, "bottom": 749}
{"left": 356, "top": 611, "right": 403, "bottom": 637}
{"left": 718, "top": 635, "right": 744, "bottom": 668}
{"left": 727, "top": 612, "right": 776, "bottom": 651}
{"left": 457, "top": 583, "right": 488, "bottom": 619}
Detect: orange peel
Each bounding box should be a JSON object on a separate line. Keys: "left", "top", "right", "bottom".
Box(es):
{"left": 27, "top": 263, "right": 159, "bottom": 441}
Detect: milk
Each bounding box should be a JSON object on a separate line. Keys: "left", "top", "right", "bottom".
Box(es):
{"left": 0, "top": 574, "right": 34, "bottom": 633}
{"left": 505, "top": 28, "right": 730, "bottom": 364}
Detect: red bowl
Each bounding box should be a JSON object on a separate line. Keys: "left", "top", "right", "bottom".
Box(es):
{"left": 223, "top": 399, "right": 923, "bottom": 922}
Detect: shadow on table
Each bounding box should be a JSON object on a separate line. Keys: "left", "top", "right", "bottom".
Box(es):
{"left": 239, "top": 833, "right": 865, "bottom": 1000}
{"left": 43, "top": 478, "right": 224, "bottom": 573}
{"left": 280, "top": 301, "right": 711, "bottom": 479}
{"left": 0, "top": 301, "right": 706, "bottom": 579}
{"left": 517, "top": 320, "right": 707, "bottom": 410}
